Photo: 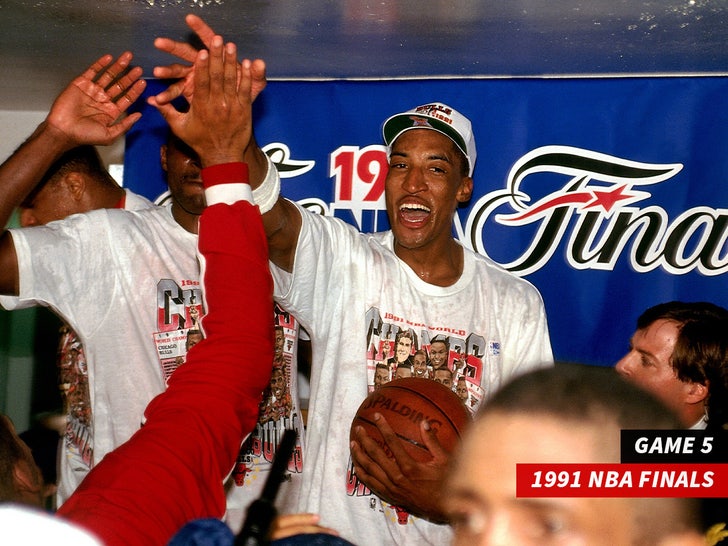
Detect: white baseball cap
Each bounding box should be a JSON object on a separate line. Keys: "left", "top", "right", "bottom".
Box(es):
{"left": 0, "top": 505, "right": 103, "bottom": 545}
{"left": 382, "top": 102, "right": 477, "bottom": 177}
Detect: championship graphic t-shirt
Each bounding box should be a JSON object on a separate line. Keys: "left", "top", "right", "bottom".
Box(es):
{"left": 223, "top": 303, "right": 306, "bottom": 532}
{"left": 55, "top": 189, "right": 155, "bottom": 495}
{"left": 1, "top": 203, "right": 200, "bottom": 503}
{"left": 271, "top": 202, "right": 553, "bottom": 546}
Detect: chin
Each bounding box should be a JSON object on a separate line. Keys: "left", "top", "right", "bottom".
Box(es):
{"left": 391, "top": 226, "right": 420, "bottom": 245}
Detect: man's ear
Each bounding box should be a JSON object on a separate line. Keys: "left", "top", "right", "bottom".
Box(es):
{"left": 685, "top": 381, "right": 709, "bottom": 405}
{"left": 62, "top": 172, "right": 87, "bottom": 201}
{"left": 456, "top": 176, "right": 473, "bottom": 204}
{"left": 12, "top": 459, "right": 42, "bottom": 496}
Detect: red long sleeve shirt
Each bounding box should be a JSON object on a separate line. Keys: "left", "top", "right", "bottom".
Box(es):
{"left": 58, "top": 176, "right": 273, "bottom": 546}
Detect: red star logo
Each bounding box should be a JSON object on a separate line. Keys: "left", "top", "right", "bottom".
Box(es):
{"left": 583, "top": 184, "right": 634, "bottom": 213}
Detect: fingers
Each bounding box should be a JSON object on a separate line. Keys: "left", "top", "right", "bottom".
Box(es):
{"left": 419, "top": 418, "right": 448, "bottom": 459}
{"left": 152, "top": 62, "right": 192, "bottom": 81}
{"left": 154, "top": 37, "right": 199, "bottom": 64}
{"left": 250, "top": 59, "right": 266, "bottom": 80}
{"left": 185, "top": 13, "right": 216, "bottom": 48}
{"left": 93, "top": 51, "right": 133, "bottom": 89}
{"left": 150, "top": 80, "right": 186, "bottom": 107}
{"left": 197, "top": 36, "right": 221, "bottom": 103}
{"left": 231, "top": 51, "right": 247, "bottom": 104}
{"left": 153, "top": 15, "right": 216, "bottom": 66}
{"left": 349, "top": 436, "right": 386, "bottom": 495}
{"left": 204, "top": 36, "right": 238, "bottom": 101}
{"left": 151, "top": 95, "right": 183, "bottom": 133}
{"left": 107, "top": 111, "right": 143, "bottom": 139}
{"left": 80, "top": 52, "right": 144, "bottom": 109}
{"left": 351, "top": 424, "right": 398, "bottom": 484}
{"left": 369, "top": 413, "right": 416, "bottom": 466}
{"left": 81, "top": 54, "right": 114, "bottom": 83}
{"left": 192, "top": 48, "right": 211, "bottom": 105}
{"left": 250, "top": 58, "right": 267, "bottom": 102}
{"left": 108, "top": 67, "right": 146, "bottom": 105}
{"left": 270, "top": 513, "right": 339, "bottom": 540}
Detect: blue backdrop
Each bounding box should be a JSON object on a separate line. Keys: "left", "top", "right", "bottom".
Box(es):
{"left": 125, "top": 76, "right": 728, "bottom": 367}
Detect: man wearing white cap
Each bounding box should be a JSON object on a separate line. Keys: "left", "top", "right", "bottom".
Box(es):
{"left": 245, "top": 99, "right": 554, "bottom": 545}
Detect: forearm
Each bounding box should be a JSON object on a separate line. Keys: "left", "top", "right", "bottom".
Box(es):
{"left": 251, "top": 154, "right": 301, "bottom": 272}
{"left": 58, "top": 176, "right": 275, "bottom": 545}
{"left": 0, "top": 122, "right": 75, "bottom": 226}
{"left": 0, "top": 121, "right": 69, "bottom": 294}
{"left": 244, "top": 133, "right": 270, "bottom": 189}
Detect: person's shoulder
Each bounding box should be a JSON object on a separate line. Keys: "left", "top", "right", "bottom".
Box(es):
{"left": 99, "top": 204, "right": 155, "bottom": 225}
{"left": 366, "top": 230, "right": 394, "bottom": 252}
{"left": 102, "top": 204, "right": 188, "bottom": 240}
{"left": 467, "top": 247, "right": 545, "bottom": 297}
{"left": 113, "top": 202, "right": 171, "bottom": 223}
{"left": 298, "top": 203, "right": 360, "bottom": 232}
{"left": 13, "top": 207, "right": 116, "bottom": 235}
{"left": 297, "top": 202, "right": 374, "bottom": 248}
{"left": 466, "top": 246, "right": 512, "bottom": 276}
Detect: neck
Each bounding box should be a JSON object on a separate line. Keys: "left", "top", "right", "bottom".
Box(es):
{"left": 171, "top": 203, "right": 200, "bottom": 234}
{"left": 108, "top": 185, "right": 126, "bottom": 207}
{"left": 681, "top": 404, "right": 706, "bottom": 429}
{"left": 89, "top": 184, "right": 125, "bottom": 209}
{"left": 394, "top": 239, "right": 463, "bottom": 287}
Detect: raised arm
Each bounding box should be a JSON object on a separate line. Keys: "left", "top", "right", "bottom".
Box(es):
{"left": 0, "top": 53, "right": 145, "bottom": 295}
{"left": 0, "top": 53, "right": 144, "bottom": 226}
{"left": 151, "top": 18, "right": 302, "bottom": 272}
{"left": 57, "top": 38, "right": 275, "bottom": 545}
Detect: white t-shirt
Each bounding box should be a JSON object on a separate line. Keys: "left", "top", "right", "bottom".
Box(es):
{"left": 1, "top": 203, "right": 200, "bottom": 502}
{"left": 271, "top": 202, "right": 554, "bottom": 546}
{"left": 122, "top": 187, "right": 155, "bottom": 211}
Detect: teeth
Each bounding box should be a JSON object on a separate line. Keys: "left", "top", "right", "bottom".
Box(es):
{"left": 400, "top": 203, "right": 431, "bottom": 213}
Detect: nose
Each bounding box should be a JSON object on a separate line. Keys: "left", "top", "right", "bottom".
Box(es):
{"left": 402, "top": 167, "right": 427, "bottom": 194}
{"left": 615, "top": 352, "right": 633, "bottom": 377}
{"left": 19, "top": 208, "right": 37, "bottom": 227}
{"left": 480, "top": 512, "right": 514, "bottom": 546}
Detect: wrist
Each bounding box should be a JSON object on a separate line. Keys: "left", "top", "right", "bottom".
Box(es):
{"left": 201, "top": 162, "right": 249, "bottom": 189}
{"left": 201, "top": 162, "right": 254, "bottom": 207}
{"left": 199, "top": 151, "right": 245, "bottom": 169}
{"left": 31, "top": 121, "right": 77, "bottom": 156}
{"left": 251, "top": 154, "right": 281, "bottom": 214}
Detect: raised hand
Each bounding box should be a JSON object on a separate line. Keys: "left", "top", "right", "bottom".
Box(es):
{"left": 152, "top": 14, "right": 266, "bottom": 107}
{"left": 154, "top": 36, "right": 254, "bottom": 168}
{"left": 45, "top": 52, "right": 146, "bottom": 148}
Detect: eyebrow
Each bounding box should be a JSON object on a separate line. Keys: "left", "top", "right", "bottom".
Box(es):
{"left": 390, "top": 150, "right": 455, "bottom": 164}
{"left": 628, "top": 336, "right": 657, "bottom": 362}
{"left": 447, "top": 488, "right": 572, "bottom": 515}
{"left": 518, "top": 497, "right": 568, "bottom": 510}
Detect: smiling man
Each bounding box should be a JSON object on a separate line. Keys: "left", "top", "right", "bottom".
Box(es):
{"left": 429, "top": 338, "right": 450, "bottom": 371}
{"left": 249, "top": 100, "right": 554, "bottom": 545}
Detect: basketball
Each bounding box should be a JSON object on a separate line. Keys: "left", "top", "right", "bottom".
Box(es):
{"left": 350, "top": 377, "right": 471, "bottom": 463}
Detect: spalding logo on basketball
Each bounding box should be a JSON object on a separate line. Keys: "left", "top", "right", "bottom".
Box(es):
{"left": 350, "top": 377, "right": 471, "bottom": 462}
